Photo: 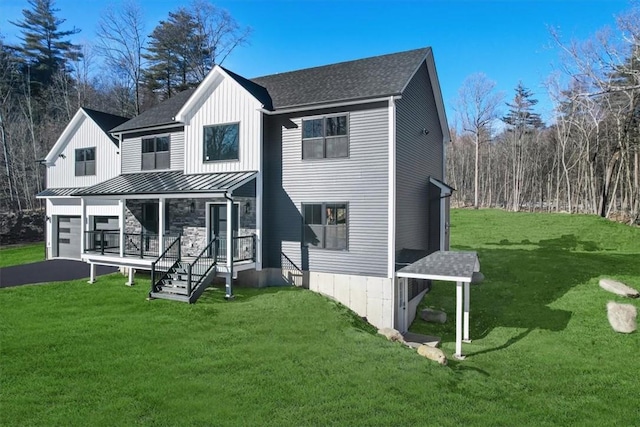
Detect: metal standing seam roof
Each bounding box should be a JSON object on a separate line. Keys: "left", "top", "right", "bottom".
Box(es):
{"left": 396, "top": 251, "right": 480, "bottom": 281}
{"left": 36, "top": 187, "right": 86, "bottom": 198}
{"left": 72, "top": 171, "right": 257, "bottom": 197}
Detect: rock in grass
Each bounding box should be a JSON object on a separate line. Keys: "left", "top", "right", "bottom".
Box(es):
{"left": 606, "top": 302, "right": 637, "bottom": 333}
{"left": 378, "top": 327, "right": 404, "bottom": 343}
{"left": 420, "top": 308, "right": 447, "bottom": 324}
{"left": 417, "top": 345, "right": 447, "bottom": 365}
{"left": 599, "top": 278, "right": 639, "bottom": 298}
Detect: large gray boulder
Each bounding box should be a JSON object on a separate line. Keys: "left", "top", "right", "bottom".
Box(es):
{"left": 420, "top": 308, "right": 447, "bottom": 324}
{"left": 606, "top": 302, "right": 637, "bottom": 333}
{"left": 417, "top": 345, "right": 447, "bottom": 365}
{"left": 599, "top": 278, "right": 639, "bottom": 299}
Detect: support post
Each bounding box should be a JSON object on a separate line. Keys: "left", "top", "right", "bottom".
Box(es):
{"left": 158, "top": 197, "right": 165, "bottom": 254}
{"left": 225, "top": 195, "right": 234, "bottom": 299}
{"left": 127, "top": 266, "right": 135, "bottom": 286}
{"left": 80, "top": 198, "right": 86, "bottom": 255}
{"left": 119, "top": 199, "right": 125, "bottom": 258}
{"left": 463, "top": 281, "right": 471, "bottom": 343}
{"left": 454, "top": 281, "right": 465, "bottom": 360}
{"left": 88, "top": 263, "right": 96, "bottom": 284}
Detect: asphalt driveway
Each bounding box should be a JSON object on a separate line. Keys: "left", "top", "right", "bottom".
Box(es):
{"left": 0, "top": 260, "right": 118, "bottom": 288}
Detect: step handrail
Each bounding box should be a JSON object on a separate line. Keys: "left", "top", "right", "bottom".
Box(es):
{"left": 150, "top": 235, "right": 181, "bottom": 295}
{"left": 186, "top": 236, "right": 219, "bottom": 295}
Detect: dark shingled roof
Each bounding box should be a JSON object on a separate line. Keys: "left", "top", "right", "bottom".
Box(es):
{"left": 396, "top": 251, "right": 480, "bottom": 282}
{"left": 110, "top": 89, "right": 196, "bottom": 133}
{"left": 73, "top": 170, "right": 256, "bottom": 196}
{"left": 251, "top": 47, "right": 431, "bottom": 110}
{"left": 110, "top": 47, "right": 431, "bottom": 132}
{"left": 82, "top": 108, "right": 129, "bottom": 145}
{"left": 36, "top": 187, "right": 85, "bottom": 198}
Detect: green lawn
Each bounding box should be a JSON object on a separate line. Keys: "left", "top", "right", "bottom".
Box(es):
{"left": 1, "top": 210, "right": 639, "bottom": 426}
{"left": 0, "top": 242, "right": 44, "bottom": 267}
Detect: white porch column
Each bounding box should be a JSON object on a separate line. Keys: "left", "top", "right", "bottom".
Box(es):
{"left": 126, "top": 267, "right": 135, "bottom": 286}
{"left": 88, "top": 263, "right": 96, "bottom": 284}
{"left": 119, "top": 198, "right": 125, "bottom": 258}
{"left": 80, "top": 198, "right": 86, "bottom": 255}
{"left": 158, "top": 197, "right": 165, "bottom": 254}
{"left": 256, "top": 173, "right": 262, "bottom": 270}
{"left": 225, "top": 195, "right": 234, "bottom": 299}
{"left": 455, "top": 281, "right": 464, "bottom": 360}
{"left": 463, "top": 282, "right": 471, "bottom": 343}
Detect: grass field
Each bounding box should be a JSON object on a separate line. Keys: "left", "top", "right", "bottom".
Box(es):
{"left": 0, "top": 242, "right": 44, "bottom": 267}
{"left": 1, "top": 210, "right": 638, "bottom": 426}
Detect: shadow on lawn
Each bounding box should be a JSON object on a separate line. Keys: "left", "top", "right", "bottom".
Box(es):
{"left": 415, "top": 233, "right": 639, "bottom": 356}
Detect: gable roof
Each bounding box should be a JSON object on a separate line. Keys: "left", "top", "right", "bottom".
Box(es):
{"left": 251, "top": 47, "right": 431, "bottom": 110}
{"left": 82, "top": 108, "right": 129, "bottom": 144}
{"left": 44, "top": 108, "right": 129, "bottom": 165}
{"left": 111, "top": 47, "right": 443, "bottom": 133}
{"left": 110, "top": 89, "right": 196, "bottom": 134}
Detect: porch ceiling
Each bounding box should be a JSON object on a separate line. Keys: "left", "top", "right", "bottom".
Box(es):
{"left": 72, "top": 171, "right": 257, "bottom": 197}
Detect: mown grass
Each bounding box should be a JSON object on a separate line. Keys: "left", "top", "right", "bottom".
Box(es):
{"left": 1, "top": 210, "right": 639, "bottom": 426}
{"left": 0, "top": 242, "right": 44, "bottom": 267}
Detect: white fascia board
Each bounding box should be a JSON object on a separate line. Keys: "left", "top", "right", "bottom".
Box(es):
{"left": 387, "top": 96, "right": 397, "bottom": 279}
{"left": 259, "top": 96, "right": 399, "bottom": 116}
{"left": 44, "top": 109, "right": 86, "bottom": 165}
{"left": 111, "top": 123, "right": 184, "bottom": 138}
{"left": 175, "top": 66, "right": 263, "bottom": 123}
{"left": 227, "top": 172, "right": 259, "bottom": 193}
{"left": 429, "top": 176, "right": 453, "bottom": 195}
{"left": 395, "top": 271, "right": 472, "bottom": 283}
{"left": 424, "top": 49, "right": 451, "bottom": 145}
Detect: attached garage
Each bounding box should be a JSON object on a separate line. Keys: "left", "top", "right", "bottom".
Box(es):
{"left": 57, "top": 216, "right": 81, "bottom": 259}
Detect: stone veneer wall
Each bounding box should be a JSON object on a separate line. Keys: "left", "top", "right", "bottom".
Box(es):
{"left": 125, "top": 198, "right": 256, "bottom": 257}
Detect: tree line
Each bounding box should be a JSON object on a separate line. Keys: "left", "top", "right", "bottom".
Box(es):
{"left": 0, "top": 0, "right": 249, "bottom": 211}
{"left": 448, "top": 5, "right": 639, "bottom": 224}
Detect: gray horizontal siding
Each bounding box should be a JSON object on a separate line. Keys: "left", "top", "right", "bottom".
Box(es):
{"left": 264, "top": 103, "right": 389, "bottom": 277}
{"left": 395, "top": 62, "right": 444, "bottom": 252}
{"left": 121, "top": 127, "right": 184, "bottom": 174}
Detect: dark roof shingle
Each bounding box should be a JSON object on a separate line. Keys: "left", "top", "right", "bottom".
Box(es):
{"left": 251, "top": 47, "right": 430, "bottom": 110}
{"left": 82, "top": 108, "right": 129, "bottom": 144}
{"left": 110, "top": 89, "right": 196, "bottom": 133}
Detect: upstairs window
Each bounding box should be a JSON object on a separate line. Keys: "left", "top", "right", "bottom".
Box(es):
{"left": 142, "top": 136, "right": 170, "bottom": 170}
{"left": 204, "top": 123, "right": 239, "bottom": 162}
{"left": 75, "top": 147, "right": 96, "bottom": 176}
{"left": 302, "top": 114, "right": 349, "bottom": 159}
{"left": 303, "top": 202, "right": 348, "bottom": 250}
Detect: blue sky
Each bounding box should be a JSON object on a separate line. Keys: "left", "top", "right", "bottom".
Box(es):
{"left": 0, "top": 0, "right": 632, "bottom": 123}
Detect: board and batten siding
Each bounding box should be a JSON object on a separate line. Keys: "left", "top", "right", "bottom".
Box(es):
{"left": 120, "top": 128, "right": 184, "bottom": 174}
{"left": 263, "top": 102, "right": 389, "bottom": 277}
{"left": 395, "top": 62, "right": 444, "bottom": 252}
{"left": 46, "top": 115, "right": 120, "bottom": 188}
{"left": 182, "top": 74, "right": 262, "bottom": 174}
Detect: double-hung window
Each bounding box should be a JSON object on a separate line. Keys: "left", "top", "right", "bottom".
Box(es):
{"left": 75, "top": 147, "right": 95, "bottom": 176}
{"left": 303, "top": 203, "right": 348, "bottom": 250}
{"left": 142, "top": 136, "right": 170, "bottom": 170}
{"left": 203, "top": 123, "right": 239, "bottom": 162}
{"left": 302, "top": 114, "right": 349, "bottom": 159}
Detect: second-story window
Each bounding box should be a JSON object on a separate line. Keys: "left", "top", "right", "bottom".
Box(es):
{"left": 204, "top": 123, "right": 239, "bottom": 162}
{"left": 302, "top": 114, "right": 349, "bottom": 159}
{"left": 142, "top": 136, "right": 170, "bottom": 170}
{"left": 75, "top": 147, "right": 95, "bottom": 176}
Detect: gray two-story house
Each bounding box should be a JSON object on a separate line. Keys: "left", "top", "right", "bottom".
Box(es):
{"left": 38, "top": 47, "right": 451, "bottom": 332}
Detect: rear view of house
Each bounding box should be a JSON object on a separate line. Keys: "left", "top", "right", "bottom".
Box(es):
{"left": 38, "top": 47, "right": 451, "bottom": 332}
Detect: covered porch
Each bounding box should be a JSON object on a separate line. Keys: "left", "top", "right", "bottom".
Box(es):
{"left": 73, "top": 170, "right": 261, "bottom": 299}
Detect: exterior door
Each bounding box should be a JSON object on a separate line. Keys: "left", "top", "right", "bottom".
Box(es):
{"left": 57, "top": 216, "right": 81, "bottom": 259}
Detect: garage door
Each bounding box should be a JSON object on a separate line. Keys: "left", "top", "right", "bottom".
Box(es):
{"left": 57, "top": 216, "right": 81, "bottom": 259}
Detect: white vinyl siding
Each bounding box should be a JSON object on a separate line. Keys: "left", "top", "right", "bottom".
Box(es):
{"left": 121, "top": 129, "right": 184, "bottom": 174}
{"left": 182, "top": 74, "right": 262, "bottom": 174}
{"left": 46, "top": 116, "right": 120, "bottom": 188}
